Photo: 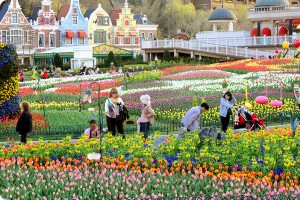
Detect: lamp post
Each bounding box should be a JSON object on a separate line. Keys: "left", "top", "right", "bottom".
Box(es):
{"left": 75, "top": 77, "right": 83, "bottom": 112}
{"left": 83, "top": 81, "right": 104, "bottom": 154}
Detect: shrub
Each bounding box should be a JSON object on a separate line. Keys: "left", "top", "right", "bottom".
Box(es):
{"left": 53, "top": 53, "right": 63, "bottom": 68}
{"left": 163, "top": 50, "right": 172, "bottom": 62}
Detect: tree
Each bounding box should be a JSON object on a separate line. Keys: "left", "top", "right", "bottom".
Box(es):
{"left": 105, "top": 51, "right": 115, "bottom": 67}
{"left": 163, "top": 50, "right": 172, "bottom": 62}
{"left": 53, "top": 53, "right": 63, "bottom": 68}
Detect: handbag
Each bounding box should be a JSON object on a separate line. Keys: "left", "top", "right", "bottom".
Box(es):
{"left": 227, "top": 108, "right": 233, "bottom": 115}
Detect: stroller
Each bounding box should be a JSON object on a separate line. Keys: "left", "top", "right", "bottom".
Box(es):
{"left": 234, "top": 106, "right": 266, "bottom": 131}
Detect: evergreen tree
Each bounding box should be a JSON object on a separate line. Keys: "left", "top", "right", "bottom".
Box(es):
{"left": 135, "top": 54, "right": 144, "bottom": 64}
{"left": 53, "top": 53, "right": 63, "bottom": 68}
{"left": 163, "top": 50, "right": 172, "bottom": 62}
{"left": 105, "top": 51, "right": 115, "bottom": 67}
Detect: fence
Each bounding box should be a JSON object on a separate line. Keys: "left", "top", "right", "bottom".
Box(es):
{"left": 0, "top": 111, "right": 298, "bottom": 140}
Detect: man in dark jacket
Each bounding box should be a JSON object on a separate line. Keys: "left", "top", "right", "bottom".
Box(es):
{"left": 16, "top": 102, "right": 32, "bottom": 144}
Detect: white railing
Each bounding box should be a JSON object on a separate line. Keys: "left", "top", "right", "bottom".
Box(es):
{"left": 196, "top": 35, "right": 294, "bottom": 47}
{"left": 142, "top": 40, "right": 272, "bottom": 59}
{"left": 248, "top": 4, "right": 300, "bottom": 13}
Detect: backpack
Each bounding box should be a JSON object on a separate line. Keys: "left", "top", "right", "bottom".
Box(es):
{"left": 117, "top": 105, "right": 130, "bottom": 122}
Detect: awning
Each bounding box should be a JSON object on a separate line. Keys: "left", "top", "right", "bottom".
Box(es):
{"left": 130, "top": 31, "right": 136, "bottom": 36}
{"left": 278, "top": 27, "right": 288, "bottom": 36}
{"left": 118, "top": 31, "right": 125, "bottom": 36}
{"left": 78, "top": 31, "right": 87, "bottom": 38}
{"left": 251, "top": 28, "right": 258, "bottom": 37}
{"left": 261, "top": 28, "right": 271, "bottom": 36}
{"left": 66, "top": 31, "right": 75, "bottom": 38}
{"left": 276, "top": 19, "right": 300, "bottom": 26}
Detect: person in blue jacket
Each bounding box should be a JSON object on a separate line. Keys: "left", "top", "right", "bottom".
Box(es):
{"left": 220, "top": 91, "right": 237, "bottom": 133}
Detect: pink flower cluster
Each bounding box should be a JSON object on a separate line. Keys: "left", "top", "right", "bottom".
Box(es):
{"left": 162, "top": 70, "right": 232, "bottom": 80}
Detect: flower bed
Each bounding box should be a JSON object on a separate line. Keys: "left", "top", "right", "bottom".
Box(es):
{"left": 1, "top": 128, "right": 300, "bottom": 198}
{"left": 0, "top": 113, "right": 48, "bottom": 132}
{"left": 162, "top": 58, "right": 298, "bottom": 75}
{"left": 162, "top": 70, "right": 232, "bottom": 80}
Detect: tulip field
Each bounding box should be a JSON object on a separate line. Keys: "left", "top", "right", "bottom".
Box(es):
{"left": 2, "top": 58, "right": 300, "bottom": 198}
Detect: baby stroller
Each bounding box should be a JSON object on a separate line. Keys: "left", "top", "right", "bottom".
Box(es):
{"left": 234, "top": 104, "right": 266, "bottom": 131}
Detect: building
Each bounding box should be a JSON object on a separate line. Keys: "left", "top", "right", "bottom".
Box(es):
{"left": 58, "top": 0, "right": 88, "bottom": 47}
{"left": 0, "top": 0, "right": 33, "bottom": 66}
{"left": 109, "top": 0, "right": 158, "bottom": 54}
{"left": 84, "top": 3, "right": 113, "bottom": 46}
{"left": 186, "top": 0, "right": 299, "bottom": 10}
{"left": 30, "top": 0, "right": 60, "bottom": 56}
{"left": 248, "top": 0, "right": 300, "bottom": 37}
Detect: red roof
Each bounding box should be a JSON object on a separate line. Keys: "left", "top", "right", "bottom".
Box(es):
{"left": 110, "top": 9, "right": 122, "bottom": 26}
{"left": 57, "top": 5, "right": 70, "bottom": 21}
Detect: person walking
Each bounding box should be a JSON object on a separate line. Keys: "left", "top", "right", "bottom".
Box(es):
{"left": 105, "top": 88, "right": 126, "bottom": 139}
{"left": 16, "top": 102, "right": 32, "bottom": 144}
{"left": 181, "top": 103, "right": 210, "bottom": 132}
{"left": 220, "top": 91, "right": 237, "bottom": 133}
{"left": 137, "top": 95, "right": 155, "bottom": 140}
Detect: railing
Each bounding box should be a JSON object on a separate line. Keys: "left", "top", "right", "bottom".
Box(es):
{"left": 142, "top": 40, "right": 272, "bottom": 58}
{"left": 1, "top": 112, "right": 297, "bottom": 140}
{"left": 248, "top": 4, "right": 300, "bottom": 13}
{"left": 196, "top": 35, "right": 294, "bottom": 47}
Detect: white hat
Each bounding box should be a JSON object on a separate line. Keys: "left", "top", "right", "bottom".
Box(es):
{"left": 140, "top": 94, "right": 151, "bottom": 106}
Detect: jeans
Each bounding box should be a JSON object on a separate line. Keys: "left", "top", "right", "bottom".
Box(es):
{"left": 140, "top": 122, "right": 150, "bottom": 139}
{"left": 106, "top": 116, "right": 125, "bottom": 138}
{"left": 220, "top": 113, "right": 231, "bottom": 133}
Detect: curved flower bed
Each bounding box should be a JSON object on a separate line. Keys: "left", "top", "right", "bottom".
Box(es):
{"left": 162, "top": 70, "right": 232, "bottom": 80}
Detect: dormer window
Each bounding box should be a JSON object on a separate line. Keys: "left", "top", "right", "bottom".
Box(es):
{"left": 72, "top": 17, "right": 78, "bottom": 24}
{"left": 143, "top": 20, "right": 147, "bottom": 24}
{"left": 12, "top": 13, "right": 17, "bottom": 24}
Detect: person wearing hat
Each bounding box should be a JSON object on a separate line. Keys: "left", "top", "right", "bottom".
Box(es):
{"left": 137, "top": 94, "right": 155, "bottom": 139}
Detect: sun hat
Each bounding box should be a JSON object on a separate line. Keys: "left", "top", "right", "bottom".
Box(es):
{"left": 140, "top": 94, "right": 151, "bottom": 106}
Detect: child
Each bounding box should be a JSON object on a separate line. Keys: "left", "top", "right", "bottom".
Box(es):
{"left": 137, "top": 95, "right": 155, "bottom": 139}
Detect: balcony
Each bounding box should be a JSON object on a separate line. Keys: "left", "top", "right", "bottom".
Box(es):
{"left": 248, "top": 5, "right": 300, "bottom": 20}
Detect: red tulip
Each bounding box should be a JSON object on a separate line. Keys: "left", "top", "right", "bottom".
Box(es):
{"left": 294, "top": 39, "right": 300, "bottom": 48}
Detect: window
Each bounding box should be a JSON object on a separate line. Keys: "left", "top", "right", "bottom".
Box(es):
{"left": 24, "top": 31, "right": 28, "bottom": 44}
{"left": 66, "top": 38, "right": 72, "bottom": 45}
{"left": 140, "top": 32, "right": 145, "bottom": 39}
{"left": 78, "top": 37, "right": 84, "bottom": 44}
{"left": 45, "top": 18, "right": 50, "bottom": 25}
{"left": 10, "top": 30, "right": 22, "bottom": 44}
{"left": 97, "top": 16, "right": 103, "bottom": 26}
{"left": 38, "top": 33, "right": 45, "bottom": 47}
{"left": 50, "top": 33, "right": 56, "bottom": 47}
{"left": 12, "top": 13, "right": 18, "bottom": 24}
{"left": 2, "top": 31, "right": 6, "bottom": 44}
{"left": 94, "top": 30, "right": 106, "bottom": 43}
{"left": 72, "top": 17, "right": 78, "bottom": 24}
{"left": 73, "top": 8, "right": 77, "bottom": 13}
{"left": 148, "top": 32, "right": 153, "bottom": 39}
{"left": 125, "top": 20, "right": 129, "bottom": 26}
{"left": 130, "top": 37, "right": 135, "bottom": 45}
{"left": 143, "top": 20, "right": 147, "bottom": 24}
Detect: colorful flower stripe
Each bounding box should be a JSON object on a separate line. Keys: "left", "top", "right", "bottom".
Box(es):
{"left": 1, "top": 164, "right": 300, "bottom": 199}
{"left": 19, "top": 87, "right": 35, "bottom": 97}
{"left": 0, "top": 76, "right": 19, "bottom": 105}
{"left": 55, "top": 80, "right": 122, "bottom": 95}
{"left": 162, "top": 70, "right": 232, "bottom": 80}
{"left": 161, "top": 58, "right": 298, "bottom": 75}
{"left": 0, "top": 113, "right": 48, "bottom": 131}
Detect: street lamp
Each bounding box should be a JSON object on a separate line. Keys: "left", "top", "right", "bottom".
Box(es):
{"left": 75, "top": 77, "right": 83, "bottom": 112}
{"left": 83, "top": 81, "right": 104, "bottom": 154}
